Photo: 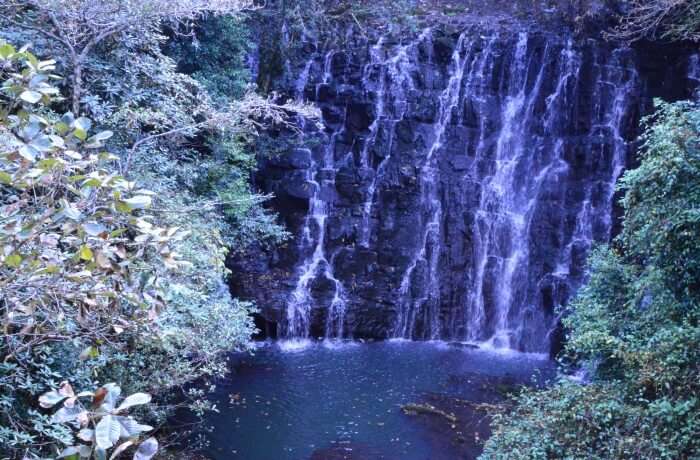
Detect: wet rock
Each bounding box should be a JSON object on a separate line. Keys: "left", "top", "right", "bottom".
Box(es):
{"left": 229, "top": 20, "right": 691, "bottom": 350}
{"left": 310, "top": 444, "right": 398, "bottom": 460}
{"left": 269, "top": 148, "right": 313, "bottom": 170}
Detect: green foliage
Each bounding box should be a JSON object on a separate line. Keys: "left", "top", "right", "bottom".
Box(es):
{"left": 39, "top": 382, "right": 157, "bottom": 460}
{"left": 166, "top": 16, "right": 251, "bottom": 101}
{"left": 482, "top": 101, "right": 700, "bottom": 459}
{"left": 0, "top": 0, "right": 321, "bottom": 454}
{"left": 0, "top": 41, "right": 179, "bottom": 460}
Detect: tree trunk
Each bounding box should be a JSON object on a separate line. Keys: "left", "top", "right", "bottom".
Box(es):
{"left": 72, "top": 62, "right": 82, "bottom": 115}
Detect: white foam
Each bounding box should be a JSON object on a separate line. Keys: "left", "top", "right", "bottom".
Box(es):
{"left": 277, "top": 339, "right": 314, "bottom": 353}
{"left": 474, "top": 340, "right": 549, "bottom": 361}
{"left": 321, "top": 339, "right": 361, "bottom": 350}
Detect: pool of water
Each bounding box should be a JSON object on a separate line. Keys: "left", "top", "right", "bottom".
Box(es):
{"left": 198, "top": 340, "right": 554, "bottom": 460}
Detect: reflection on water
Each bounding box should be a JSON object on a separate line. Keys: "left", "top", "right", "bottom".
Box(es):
{"left": 198, "top": 340, "right": 554, "bottom": 460}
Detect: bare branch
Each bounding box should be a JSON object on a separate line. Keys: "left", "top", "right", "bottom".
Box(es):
{"left": 607, "top": 0, "right": 700, "bottom": 43}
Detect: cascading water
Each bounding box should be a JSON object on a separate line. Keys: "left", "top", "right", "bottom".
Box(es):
{"left": 468, "top": 32, "right": 542, "bottom": 349}
{"left": 394, "top": 31, "right": 471, "bottom": 339}
{"left": 463, "top": 36, "right": 637, "bottom": 351}
{"left": 262, "top": 25, "right": 646, "bottom": 353}
{"left": 690, "top": 54, "right": 700, "bottom": 99}
{"left": 284, "top": 51, "right": 348, "bottom": 340}
{"left": 359, "top": 30, "right": 431, "bottom": 248}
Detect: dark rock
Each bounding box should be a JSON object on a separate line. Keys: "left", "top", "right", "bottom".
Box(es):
{"left": 229, "top": 21, "right": 693, "bottom": 352}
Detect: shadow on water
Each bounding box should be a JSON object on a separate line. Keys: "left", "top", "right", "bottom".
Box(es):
{"left": 187, "top": 340, "right": 554, "bottom": 460}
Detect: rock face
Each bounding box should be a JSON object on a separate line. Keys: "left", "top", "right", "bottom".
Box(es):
{"left": 229, "top": 19, "right": 699, "bottom": 353}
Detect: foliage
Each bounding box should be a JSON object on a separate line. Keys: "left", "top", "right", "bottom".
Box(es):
{"left": 39, "top": 382, "right": 157, "bottom": 460}
{"left": 166, "top": 15, "right": 252, "bottom": 102}
{"left": 1, "top": 0, "right": 255, "bottom": 113}
{"left": 481, "top": 101, "right": 700, "bottom": 459}
{"left": 0, "top": 42, "right": 176, "bottom": 459}
{"left": 608, "top": 0, "right": 700, "bottom": 42}
{"left": 0, "top": 0, "right": 321, "bottom": 455}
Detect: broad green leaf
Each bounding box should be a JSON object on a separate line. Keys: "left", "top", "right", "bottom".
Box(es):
{"left": 123, "top": 196, "right": 152, "bottom": 210}
{"left": 115, "top": 201, "right": 132, "bottom": 213}
{"left": 5, "top": 254, "right": 22, "bottom": 268}
{"left": 0, "top": 171, "right": 11, "bottom": 184}
{"left": 133, "top": 437, "right": 158, "bottom": 460}
{"left": 95, "top": 415, "right": 120, "bottom": 450}
{"left": 0, "top": 42, "right": 15, "bottom": 59}
{"left": 79, "top": 245, "right": 94, "bottom": 261}
{"left": 116, "top": 393, "right": 151, "bottom": 413}
{"left": 82, "top": 178, "right": 101, "bottom": 188}
{"left": 73, "top": 128, "right": 88, "bottom": 141}
{"left": 20, "top": 90, "right": 42, "bottom": 104}
{"left": 55, "top": 121, "right": 70, "bottom": 135}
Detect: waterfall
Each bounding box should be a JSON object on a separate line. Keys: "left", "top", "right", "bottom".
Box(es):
{"left": 358, "top": 38, "right": 388, "bottom": 248}
{"left": 296, "top": 59, "right": 314, "bottom": 101}
{"left": 284, "top": 51, "right": 348, "bottom": 340}
{"left": 265, "top": 26, "right": 644, "bottom": 352}
{"left": 468, "top": 33, "right": 551, "bottom": 349}
{"left": 462, "top": 35, "right": 499, "bottom": 342}
{"left": 690, "top": 54, "right": 700, "bottom": 99}
{"left": 393, "top": 31, "right": 471, "bottom": 339}
{"left": 360, "top": 30, "right": 431, "bottom": 248}
{"left": 463, "top": 36, "right": 637, "bottom": 351}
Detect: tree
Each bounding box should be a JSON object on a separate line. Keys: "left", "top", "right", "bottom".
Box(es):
{"left": 0, "top": 40, "right": 183, "bottom": 459}
{"left": 0, "top": 6, "right": 319, "bottom": 455}
{"left": 607, "top": 0, "right": 700, "bottom": 42}
{"left": 1, "top": 0, "right": 255, "bottom": 113}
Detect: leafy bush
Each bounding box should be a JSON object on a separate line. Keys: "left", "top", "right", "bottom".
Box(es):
{"left": 1, "top": 0, "right": 320, "bottom": 454}
{"left": 0, "top": 42, "right": 178, "bottom": 459}
{"left": 39, "top": 382, "right": 157, "bottom": 460}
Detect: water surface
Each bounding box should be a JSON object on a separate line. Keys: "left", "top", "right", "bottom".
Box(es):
{"left": 200, "top": 340, "right": 553, "bottom": 460}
